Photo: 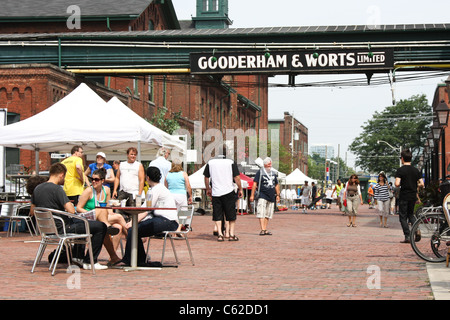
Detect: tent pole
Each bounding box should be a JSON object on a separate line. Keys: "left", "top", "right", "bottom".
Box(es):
{"left": 137, "top": 141, "right": 141, "bottom": 163}
{"left": 35, "top": 147, "right": 40, "bottom": 175}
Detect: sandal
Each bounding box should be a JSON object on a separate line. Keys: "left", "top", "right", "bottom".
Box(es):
{"left": 217, "top": 235, "right": 224, "bottom": 242}
{"left": 259, "top": 230, "right": 266, "bottom": 236}
{"left": 107, "top": 259, "right": 122, "bottom": 267}
{"left": 264, "top": 230, "right": 272, "bottom": 235}
{"left": 229, "top": 235, "right": 239, "bottom": 241}
{"left": 347, "top": 223, "right": 352, "bottom": 227}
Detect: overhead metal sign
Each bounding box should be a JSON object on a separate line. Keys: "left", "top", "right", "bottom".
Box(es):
{"left": 190, "top": 49, "right": 394, "bottom": 74}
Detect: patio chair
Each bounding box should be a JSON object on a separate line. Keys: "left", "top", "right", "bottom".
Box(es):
{"left": 31, "top": 207, "right": 95, "bottom": 276}
{"left": 146, "top": 205, "right": 195, "bottom": 266}
{"left": 0, "top": 203, "right": 37, "bottom": 237}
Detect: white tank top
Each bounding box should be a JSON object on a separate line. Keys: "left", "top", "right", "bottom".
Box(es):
{"left": 119, "top": 161, "right": 141, "bottom": 195}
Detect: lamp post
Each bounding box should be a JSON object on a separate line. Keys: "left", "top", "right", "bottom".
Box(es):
{"left": 434, "top": 100, "right": 449, "bottom": 180}
{"left": 377, "top": 140, "right": 402, "bottom": 167}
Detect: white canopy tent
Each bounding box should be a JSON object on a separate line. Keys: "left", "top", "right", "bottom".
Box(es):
{"left": 0, "top": 83, "right": 186, "bottom": 172}
{"left": 188, "top": 165, "right": 207, "bottom": 189}
{"left": 285, "top": 168, "right": 317, "bottom": 185}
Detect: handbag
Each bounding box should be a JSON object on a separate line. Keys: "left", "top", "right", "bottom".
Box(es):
{"left": 388, "top": 187, "right": 394, "bottom": 198}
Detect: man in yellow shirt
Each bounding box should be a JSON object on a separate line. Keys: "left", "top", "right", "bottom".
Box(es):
{"left": 61, "top": 145, "right": 85, "bottom": 205}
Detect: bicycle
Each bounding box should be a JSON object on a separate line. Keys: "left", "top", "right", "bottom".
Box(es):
{"left": 409, "top": 193, "right": 450, "bottom": 263}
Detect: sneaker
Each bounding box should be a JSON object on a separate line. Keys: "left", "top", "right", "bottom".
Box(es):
{"left": 83, "top": 262, "right": 108, "bottom": 270}
{"left": 72, "top": 258, "right": 83, "bottom": 267}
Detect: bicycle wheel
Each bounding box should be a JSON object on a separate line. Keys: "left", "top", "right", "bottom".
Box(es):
{"left": 410, "top": 213, "right": 450, "bottom": 263}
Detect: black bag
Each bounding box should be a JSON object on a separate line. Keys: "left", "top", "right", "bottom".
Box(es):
{"left": 117, "top": 190, "right": 133, "bottom": 206}
{"left": 254, "top": 169, "right": 262, "bottom": 201}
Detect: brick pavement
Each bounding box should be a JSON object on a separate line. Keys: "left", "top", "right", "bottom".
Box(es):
{"left": 0, "top": 205, "right": 438, "bottom": 300}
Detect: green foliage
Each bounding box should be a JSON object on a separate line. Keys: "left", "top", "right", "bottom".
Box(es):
{"left": 418, "top": 180, "right": 441, "bottom": 207}
{"left": 349, "top": 94, "right": 431, "bottom": 175}
{"left": 148, "top": 107, "right": 181, "bottom": 134}
{"left": 308, "top": 153, "right": 354, "bottom": 182}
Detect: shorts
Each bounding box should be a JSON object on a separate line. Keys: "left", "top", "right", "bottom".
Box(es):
{"left": 256, "top": 198, "right": 274, "bottom": 219}
{"left": 212, "top": 191, "right": 237, "bottom": 222}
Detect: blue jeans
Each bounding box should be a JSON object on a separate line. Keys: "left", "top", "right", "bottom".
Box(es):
{"left": 122, "top": 216, "right": 178, "bottom": 266}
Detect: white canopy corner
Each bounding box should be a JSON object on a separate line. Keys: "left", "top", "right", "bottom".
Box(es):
{"left": 285, "top": 168, "right": 317, "bottom": 185}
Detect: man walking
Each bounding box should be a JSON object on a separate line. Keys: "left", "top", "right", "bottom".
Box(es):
{"left": 204, "top": 145, "right": 243, "bottom": 241}
{"left": 250, "top": 157, "right": 280, "bottom": 235}
{"left": 395, "top": 149, "right": 424, "bottom": 243}
{"left": 61, "top": 145, "right": 85, "bottom": 205}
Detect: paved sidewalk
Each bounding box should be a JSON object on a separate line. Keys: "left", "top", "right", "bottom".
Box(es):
{"left": 0, "top": 205, "right": 448, "bottom": 300}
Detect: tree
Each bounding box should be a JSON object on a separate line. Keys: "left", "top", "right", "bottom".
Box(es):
{"left": 349, "top": 94, "right": 431, "bottom": 175}
{"left": 308, "top": 153, "right": 354, "bottom": 182}
{"left": 148, "top": 107, "right": 181, "bottom": 134}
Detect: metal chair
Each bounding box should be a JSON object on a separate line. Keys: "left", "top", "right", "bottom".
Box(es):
{"left": 31, "top": 207, "right": 95, "bottom": 276}
{"left": 146, "top": 205, "right": 195, "bottom": 266}
{"left": 0, "top": 202, "right": 37, "bottom": 237}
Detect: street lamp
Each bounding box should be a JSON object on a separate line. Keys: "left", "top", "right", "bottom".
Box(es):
{"left": 435, "top": 100, "right": 450, "bottom": 127}
{"left": 431, "top": 120, "right": 441, "bottom": 140}
{"left": 377, "top": 140, "right": 402, "bottom": 167}
{"left": 434, "top": 100, "right": 449, "bottom": 180}
{"left": 427, "top": 132, "right": 434, "bottom": 149}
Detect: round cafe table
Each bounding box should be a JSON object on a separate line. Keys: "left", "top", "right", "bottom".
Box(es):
{"left": 96, "top": 206, "right": 176, "bottom": 271}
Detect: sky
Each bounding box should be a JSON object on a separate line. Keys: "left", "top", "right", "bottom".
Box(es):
{"left": 171, "top": 0, "right": 450, "bottom": 169}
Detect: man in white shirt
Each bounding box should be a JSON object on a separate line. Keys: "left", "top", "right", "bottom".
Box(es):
{"left": 113, "top": 147, "right": 145, "bottom": 206}
{"left": 204, "top": 146, "right": 243, "bottom": 242}
{"left": 149, "top": 147, "right": 172, "bottom": 185}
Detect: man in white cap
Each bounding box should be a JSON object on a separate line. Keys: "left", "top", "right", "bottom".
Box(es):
{"left": 85, "top": 151, "right": 115, "bottom": 188}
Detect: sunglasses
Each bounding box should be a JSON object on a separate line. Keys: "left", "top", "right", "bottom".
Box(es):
{"left": 92, "top": 178, "right": 102, "bottom": 182}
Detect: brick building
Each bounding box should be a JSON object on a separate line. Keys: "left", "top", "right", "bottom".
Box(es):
{"left": 0, "top": 0, "right": 268, "bottom": 172}
{"left": 429, "top": 80, "right": 450, "bottom": 181}
{"left": 269, "top": 112, "right": 308, "bottom": 174}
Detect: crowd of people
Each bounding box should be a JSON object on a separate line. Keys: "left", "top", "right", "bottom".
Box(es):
{"left": 25, "top": 144, "right": 424, "bottom": 271}
{"left": 27, "top": 145, "right": 193, "bottom": 269}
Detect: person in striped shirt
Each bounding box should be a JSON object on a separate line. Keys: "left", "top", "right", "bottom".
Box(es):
{"left": 373, "top": 172, "right": 391, "bottom": 228}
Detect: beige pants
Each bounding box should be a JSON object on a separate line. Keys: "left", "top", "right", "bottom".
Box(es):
{"left": 377, "top": 199, "right": 390, "bottom": 217}
{"left": 346, "top": 194, "right": 359, "bottom": 216}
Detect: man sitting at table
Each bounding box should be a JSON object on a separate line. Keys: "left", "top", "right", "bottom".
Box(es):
{"left": 119, "top": 166, "right": 179, "bottom": 267}
{"left": 30, "top": 162, "right": 108, "bottom": 270}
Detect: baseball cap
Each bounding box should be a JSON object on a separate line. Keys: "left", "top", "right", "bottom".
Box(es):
{"left": 96, "top": 152, "right": 106, "bottom": 159}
